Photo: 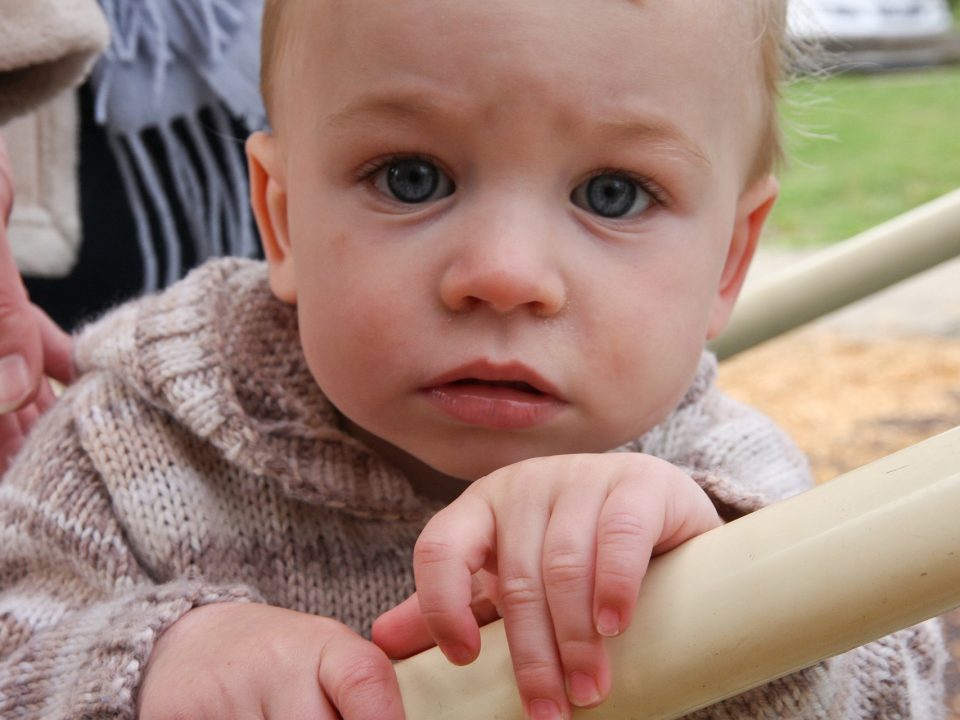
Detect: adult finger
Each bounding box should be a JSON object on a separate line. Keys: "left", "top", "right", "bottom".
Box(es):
{"left": 0, "top": 411, "right": 24, "bottom": 475}
{"left": 411, "top": 492, "right": 495, "bottom": 665}
{"left": 317, "top": 632, "right": 405, "bottom": 720}
{"left": 34, "top": 378, "right": 57, "bottom": 416}
{"left": 0, "top": 223, "right": 43, "bottom": 414}
{"left": 33, "top": 305, "right": 74, "bottom": 385}
{"left": 542, "top": 481, "right": 610, "bottom": 709}
{"left": 0, "top": 133, "right": 12, "bottom": 221}
{"left": 2, "top": 381, "right": 59, "bottom": 472}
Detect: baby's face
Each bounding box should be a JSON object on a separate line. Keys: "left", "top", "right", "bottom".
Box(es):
{"left": 252, "top": 0, "right": 778, "bottom": 482}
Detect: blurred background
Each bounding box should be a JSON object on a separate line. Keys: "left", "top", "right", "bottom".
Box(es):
{"left": 717, "top": 4, "right": 960, "bottom": 714}
{"left": 720, "top": 0, "right": 959, "bottom": 485}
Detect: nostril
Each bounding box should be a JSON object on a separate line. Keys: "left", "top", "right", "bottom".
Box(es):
{"left": 439, "top": 264, "right": 566, "bottom": 316}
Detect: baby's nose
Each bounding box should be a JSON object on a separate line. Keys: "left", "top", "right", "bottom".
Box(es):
{"left": 439, "top": 237, "right": 567, "bottom": 317}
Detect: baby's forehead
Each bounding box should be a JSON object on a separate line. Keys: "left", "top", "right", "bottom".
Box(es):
{"left": 280, "top": 0, "right": 761, "bottom": 64}
{"left": 266, "top": 0, "right": 774, "bottom": 176}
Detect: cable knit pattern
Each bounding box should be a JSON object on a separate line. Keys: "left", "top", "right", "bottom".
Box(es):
{"left": 0, "top": 258, "right": 946, "bottom": 718}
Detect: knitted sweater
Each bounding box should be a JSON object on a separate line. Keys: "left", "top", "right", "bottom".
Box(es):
{"left": 0, "top": 258, "right": 946, "bottom": 718}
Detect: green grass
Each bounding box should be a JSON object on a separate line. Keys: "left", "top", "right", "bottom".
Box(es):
{"left": 766, "top": 64, "right": 960, "bottom": 247}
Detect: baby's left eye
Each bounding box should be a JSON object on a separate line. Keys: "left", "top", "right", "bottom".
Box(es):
{"left": 570, "top": 173, "right": 652, "bottom": 219}
{"left": 371, "top": 158, "right": 455, "bottom": 204}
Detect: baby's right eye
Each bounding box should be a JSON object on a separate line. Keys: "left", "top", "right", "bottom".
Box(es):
{"left": 371, "top": 158, "right": 455, "bottom": 204}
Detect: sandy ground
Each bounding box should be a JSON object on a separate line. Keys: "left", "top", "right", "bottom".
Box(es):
{"left": 717, "top": 247, "right": 960, "bottom": 715}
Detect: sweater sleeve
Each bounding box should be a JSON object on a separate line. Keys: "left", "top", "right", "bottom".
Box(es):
{"left": 0, "top": 397, "right": 263, "bottom": 719}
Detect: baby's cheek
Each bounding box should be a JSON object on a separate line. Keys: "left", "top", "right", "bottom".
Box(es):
{"left": 301, "top": 288, "right": 415, "bottom": 398}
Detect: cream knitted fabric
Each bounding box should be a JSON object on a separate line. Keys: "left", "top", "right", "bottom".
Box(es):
{"left": 0, "top": 258, "right": 947, "bottom": 718}
{"left": 0, "top": 0, "right": 109, "bottom": 125}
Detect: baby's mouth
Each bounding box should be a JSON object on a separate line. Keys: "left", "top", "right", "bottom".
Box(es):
{"left": 421, "top": 361, "right": 566, "bottom": 429}
{"left": 448, "top": 378, "right": 546, "bottom": 397}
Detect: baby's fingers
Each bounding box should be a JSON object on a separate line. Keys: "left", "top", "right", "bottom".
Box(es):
{"left": 593, "top": 468, "right": 720, "bottom": 637}
{"left": 412, "top": 492, "right": 495, "bottom": 664}
{"left": 591, "top": 479, "right": 660, "bottom": 638}
{"left": 542, "top": 483, "right": 611, "bottom": 709}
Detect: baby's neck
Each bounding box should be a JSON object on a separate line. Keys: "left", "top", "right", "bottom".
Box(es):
{"left": 339, "top": 416, "right": 470, "bottom": 504}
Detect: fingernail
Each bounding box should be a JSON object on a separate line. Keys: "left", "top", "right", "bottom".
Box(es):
{"left": 596, "top": 607, "right": 620, "bottom": 637}
{"left": 0, "top": 355, "right": 30, "bottom": 413}
{"left": 441, "top": 642, "right": 475, "bottom": 665}
{"left": 567, "top": 672, "right": 600, "bottom": 707}
{"left": 529, "top": 698, "right": 563, "bottom": 720}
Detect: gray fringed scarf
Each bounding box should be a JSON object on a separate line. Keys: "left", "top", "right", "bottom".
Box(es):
{"left": 91, "top": 0, "right": 265, "bottom": 291}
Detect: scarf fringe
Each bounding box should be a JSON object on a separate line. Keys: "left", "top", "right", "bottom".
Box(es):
{"left": 95, "top": 0, "right": 244, "bottom": 121}
{"left": 108, "top": 103, "right": 255, "bottom": 292}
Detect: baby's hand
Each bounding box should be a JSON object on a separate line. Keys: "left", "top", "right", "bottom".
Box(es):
{"left": 138, "top": 602, "right": 404, "bottom": 720}
{"left": 374, "top": 453, "right": 720, "bottom": 720}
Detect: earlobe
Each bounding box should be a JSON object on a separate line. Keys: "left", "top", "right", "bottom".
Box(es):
{"left": 246, "top": 131, "right": 297, "bottom": 304}
{"left": 706, "top": 174, "right": 779, "bottom": 340}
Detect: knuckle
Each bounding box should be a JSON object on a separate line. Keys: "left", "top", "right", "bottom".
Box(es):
{"left": 413, "top": 534, "right": 455, "bottom": 568}
{"left": 595, "top": 564, "right": 637, "bottom": 601}
{"left": 511, "top": 654, "right": 558, "bottom": 689}
{"left": 497, "top": 573, "right": 544, "bottom": 610}
{"left": 333, "top": 653, "right": 397, "bottom": 716}
{"left": 599, "top": 510, "right": 651, "bottom": 547}
{"left": 542, "top": 548, "right": 590, "bottom": 591}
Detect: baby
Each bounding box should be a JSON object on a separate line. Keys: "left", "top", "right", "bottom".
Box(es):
{"left": 0, "top": 0, "right": 946, "bottom": 719}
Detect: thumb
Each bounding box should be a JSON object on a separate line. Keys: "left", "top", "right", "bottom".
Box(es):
{"left": 371, "top": 593, "right": 435, "bottom": 660}
{"left": 0, "top": 241, "right": 43, "bottom": 414}
{"left": 0, "top": 139, "right": 48, "bottom": 414}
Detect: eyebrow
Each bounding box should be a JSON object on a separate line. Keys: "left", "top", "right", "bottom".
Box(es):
{"left": 323, "top": 92, "right": 711, "bottom": 169}
{"left": 324, "top": 93, "right": 452, "bottom": 130}
{"left": 584, "top": 114, "right": 712, "bottom": 168}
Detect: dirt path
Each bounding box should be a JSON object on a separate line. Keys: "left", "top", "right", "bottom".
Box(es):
{"left": 720, "top": 333, "right": 960, "bottom": 483}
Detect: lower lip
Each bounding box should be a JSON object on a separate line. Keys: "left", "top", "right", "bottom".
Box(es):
{"left": 422, "top": 384, "right": 566, "bottom": 430}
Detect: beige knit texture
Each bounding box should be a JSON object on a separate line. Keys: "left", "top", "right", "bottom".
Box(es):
{"left": 0, "top": 258, "right": 947, "bottom": 718}
{"left": 0, "top": 0, "right": 109, "bottom": 125}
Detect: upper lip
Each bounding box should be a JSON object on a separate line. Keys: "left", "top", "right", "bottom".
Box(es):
{"left": 423, "top": 360, "right": 565, "bottom": 400}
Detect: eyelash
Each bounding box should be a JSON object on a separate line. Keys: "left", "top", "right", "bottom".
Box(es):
{"left": 354, "top": 152, "right": 445, "bottom": 185}
{"left": 582, "top": 167, "right": 671, "bottom": 209}
{"left": 354, "top": 154, "right": 671, "bottom": 208}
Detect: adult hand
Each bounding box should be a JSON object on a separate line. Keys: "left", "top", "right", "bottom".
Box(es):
{"left": 0, "top": 132, "right": 74, "bottom": 473}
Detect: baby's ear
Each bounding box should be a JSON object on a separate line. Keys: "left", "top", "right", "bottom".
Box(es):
{"left": 247, "top": 131, "right": 297, "bottom": 304}
{"left": 707, "top": 174, "right": 779, "bottom": 340}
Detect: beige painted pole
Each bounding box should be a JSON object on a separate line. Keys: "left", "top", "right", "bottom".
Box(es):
{"left": 711, "top": 188, "right": 960, "bottom": 360}
{"left": 395, "top": 426, "right": 960, "bottom": 719}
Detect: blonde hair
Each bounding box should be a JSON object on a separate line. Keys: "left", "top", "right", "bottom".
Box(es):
{"left": 259, "top": 0, "right": 290, "bottom": 126}
{"left": 260, "top": 0, "right": 796, "bottom": 179}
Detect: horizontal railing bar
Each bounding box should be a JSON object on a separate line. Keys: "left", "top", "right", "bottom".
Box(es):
{"left": 710, "top": 188, "right": 960, "bottom": 360}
